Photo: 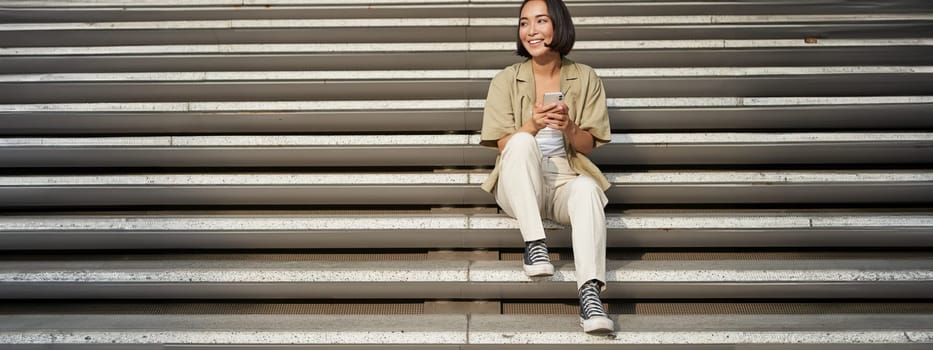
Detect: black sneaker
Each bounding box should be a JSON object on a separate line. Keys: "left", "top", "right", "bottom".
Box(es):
{"left": 522, "top": 239, "right": 554, "bottom": 277}
{"left": 579, "top": 279, "right": 614, "bottom": 333}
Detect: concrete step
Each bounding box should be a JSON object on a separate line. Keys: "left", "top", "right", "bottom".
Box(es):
{"left": 0, "top": 313, "right": 930, "bottom": 349}
{"left": 3, "top": 15, "right": 932, "bottom": 46}
{"left": 0, "top": 255, "right": 930, "bottom": 299}
{"left": 9, "top": 67, "right": 931, "bottom": 82}
{"left": 0, "top": 1, "right": 927, "bottom": 348}
{"left": 1, "top": 96, "right": 930, "bottom": 134}
{"left": 470, "top": 314, "right": 933, "bottom": 348}
{"left": 0, "top": 171, "right": 930, "bottom": 208}
{"left": 6, "top": 46, "right": 933, "bottom": 74}
{"left": 4, "top": 67, "right": 933, "bottom": 103}
{"left": 4, "top": 40, "right": 931, "bottom": 76}
{"left": 4, "top": 0, "right": 931, "bottom": 17}
{"left": 2, "top": 211, "right": 930, "bottom": 250}
{"left": 0, "top": 314, "right": 469, "bottom": 348}
{"left": 0, "top": 133, "right": 930, "bottom": 167}
{"left": 5, "top": 39, "right": 929, "bottom": 57}
{"left": 3, "top": 0, "right": 930, "bottom": 15}
{"left": 4, "top": 23, "right": 933, "bottom": 51}
{"left": 5, "top": 300, "right": 931, "bottom": 316}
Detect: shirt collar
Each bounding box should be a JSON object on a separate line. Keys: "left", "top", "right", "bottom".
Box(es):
{"left": 515, "top": 57, "right": 580, "bottom": 92}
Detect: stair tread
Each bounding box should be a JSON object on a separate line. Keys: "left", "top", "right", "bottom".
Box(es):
{"left": 4, "top": 211, "right": 930, "bottom": 250}
{"left": 4, "top": 132, "right": 933, "bottom": 146}
{"left": 3, "top": 258, "right": 930, "bottom": 282}
{"left": 2, "top": 170, "right": 931, "bottom": 185}
{"left": 5, "top": 66, "right": 932, "bottom": 82}
{"left": 0, "top": 314, "right": 930, "bottom": 346}
{"left": 3, "top": 96, "right": 930, "bottom": 112}
{"left": 3, "top": 211, "right": 931, "bottom": 231}
{"left": 0, "top": 171, "right": 929, "bottom": 207}
{"left": 3, "top": 39, "right": 932, "bottom": 57}
{"left": 5, "top": 14, "right": 933, "bottom": 30}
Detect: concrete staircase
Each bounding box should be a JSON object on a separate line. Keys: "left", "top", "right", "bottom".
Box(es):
{"left": 1, "top": 0, "right": 932, "bottom": 348}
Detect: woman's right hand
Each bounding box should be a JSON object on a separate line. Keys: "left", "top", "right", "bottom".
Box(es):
{"left": 520, "top": 102, "right": 567, "bottom": 134}
{"left": 498, "top": 102, "right": 568, "bottom": 153}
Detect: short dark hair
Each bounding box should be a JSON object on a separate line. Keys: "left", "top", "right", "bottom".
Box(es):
{"left": 515, "top": 0, "right": 576, "bottom": 58}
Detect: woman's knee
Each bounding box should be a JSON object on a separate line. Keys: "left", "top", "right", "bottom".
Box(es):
{"left": 503, "top": 132, "right": 537, "bottom": 154}
{"left": 570, "top": 176, "right": 600, "bottom": 192}
{"left": 569, "top": 176, "right": 608, "bottom": 205}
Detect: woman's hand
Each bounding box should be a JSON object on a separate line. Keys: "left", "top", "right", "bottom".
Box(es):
{"left": 538, "top": 101, "right": 596, "bottom": 155}
{"left": 498, "top": 101, "right": 594, "bottom": 154}
{"left": 519, "top": 102, "right": 569, "bottom": 134}
{"left": 541, "top": 102, "right": 575, "bottom": 133}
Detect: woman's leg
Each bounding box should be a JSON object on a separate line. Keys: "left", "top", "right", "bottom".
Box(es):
{"left": 495, "top": 132, "right": 547, "bottom": 242}
{"left": 553, "top": 173, "right": 612, "bottom": 333}
{"left": 495, "top": 133, "right": 553, "bottom": 276}
{"left": 552, "top": 174, "right": 609, "bottom": 291}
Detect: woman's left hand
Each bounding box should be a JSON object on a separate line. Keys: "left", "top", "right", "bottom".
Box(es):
{"left": 547, "top": 102, "right": 596, "bottom": 154}
{"left": 543, "top": 102, "right": 577, "bottom": 134}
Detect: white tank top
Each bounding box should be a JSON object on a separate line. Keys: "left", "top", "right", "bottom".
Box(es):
{"left": 536, "top": 127, "right": 566, "bottom": 157}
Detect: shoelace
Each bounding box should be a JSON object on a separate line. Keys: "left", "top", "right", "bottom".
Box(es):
{"left": 579, "top": 280, "right": 608, "bottom": 320}
{"left": 524, "top": 239, "right": 550, "bottom": 265}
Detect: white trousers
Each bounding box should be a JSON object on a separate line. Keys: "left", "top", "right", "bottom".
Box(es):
{"left": 495, "top": 132, "right": 608, "bottom": 290}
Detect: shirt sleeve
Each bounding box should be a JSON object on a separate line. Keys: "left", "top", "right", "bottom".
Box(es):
{"left": 579, "top": 68, "right": 611, "bottom": 148}
{"left": 479, "top": 70, "right": 517, "bottom": 149}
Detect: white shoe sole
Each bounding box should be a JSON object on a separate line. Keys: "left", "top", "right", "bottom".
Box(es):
{"left": 580, "top": 316, "right": 614, "bottom": 334}
{"left": 523, "top": 263, "right": 554, "bottom": 277}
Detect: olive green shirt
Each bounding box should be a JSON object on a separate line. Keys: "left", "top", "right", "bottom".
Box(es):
{"left": 479, "top": 58, "right": 612, "bottom": 193}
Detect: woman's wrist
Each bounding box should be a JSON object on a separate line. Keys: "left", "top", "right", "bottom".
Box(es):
{"left": 519, "top": 121, "right": 541, "bottom": 135}
{"left": 564, "top": 121, "right": 579, "bottom": 135}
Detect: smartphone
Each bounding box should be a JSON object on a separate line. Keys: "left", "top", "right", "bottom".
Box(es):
{"left": 542, "top": 91, "right": 564, "bottom": 105}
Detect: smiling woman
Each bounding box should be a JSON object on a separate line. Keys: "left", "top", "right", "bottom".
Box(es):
{"left": 478, "top": 0, "right": 615, "bottom": 335}
{"left": 516, "top": 0, "right": 575, "bottom": 59}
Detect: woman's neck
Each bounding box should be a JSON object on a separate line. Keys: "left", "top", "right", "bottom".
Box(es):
{"left": 531, "top": 53, "right": 561, "bottom": 78}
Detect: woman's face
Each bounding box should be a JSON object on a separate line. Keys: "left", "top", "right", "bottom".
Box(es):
{"left": 519, "top": 0, "right": 556, "bottom": 58}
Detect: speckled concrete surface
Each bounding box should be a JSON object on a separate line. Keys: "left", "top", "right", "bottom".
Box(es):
{"left": 2, "top": 96, "right": 930, "bottom": 114}
{"left": 5, "top": 66, "right": 932, "bottom": 83}
{"left": 468, "top": 260, "right": 933, "bottom": 283}
{"left": 0, "top": 215, "right": 471, "bottom": 232}
{"left": 0, "top": 314, "right": 467, "bottom": 345}
{"left": 0, "top": 173, "right": 471, "bottom": 186}
{"left": 0, "top": 314, "right": 930, "bottom": 346}
{"left": 2, "top": 212, "right": 931, "bottom": 232}
{"left": 0, "top": 135, "right": 474, "bottom": 147}
{"left": 3, "top": 132, "right": 929, "bottom": 148}
{"left": 612, "top": 96, "right": 933, "bottom": 108}
{"left": 470, "top": 170, "right": 933, "bottom": 186}
{"left": 2, "top": 38, "right": 931, "bottom": 56}
{"left": 606, "top": 171, "right": 933, "bottom": 184}
{"left": 0, "top": 100, "right": 473, "bottom": 113}
{"left": 3, "top": 14, "right": 931, "bottom": 30}
{"left": 610, "top": 132, "right": 933, "bottom": 144}
{"left": 0, "top": 260, "right": 469, "bottom": 283}
{"left": 1, "top": 256, "right": 931, "bottom": 284}
{"left": 3, "top": 258, "right": 929, "bottom": 300}
{"left": 469, "top": 314, "right": 933, "bottom": 345}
